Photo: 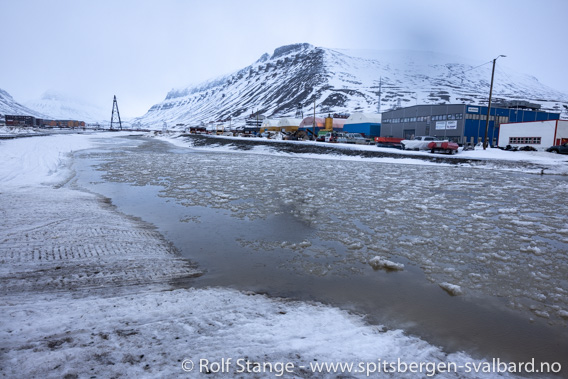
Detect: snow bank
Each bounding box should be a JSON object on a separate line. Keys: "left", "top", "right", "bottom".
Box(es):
{"left": 1, "top": 287, "right": 506, "bottom": 378}
{"left": 163, "top": 133, "right": 568, "bottom": 174}
{"left": 0, "top": 132, "right": 122, "bottom": 188}
{"left": 0, "top": 125, "right": 43, "bottom": 136}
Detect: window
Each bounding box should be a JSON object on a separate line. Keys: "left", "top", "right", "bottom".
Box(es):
{"left": 509, "top": 137, "right": 541, "bottom": 145}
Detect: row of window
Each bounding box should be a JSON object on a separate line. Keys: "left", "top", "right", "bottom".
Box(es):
{"left": 509, "top": 137, "right": 541, "bottom": 145}
{"left": 383, "top": 113, "right": 465, "bottom": 124}
{"left": 384, "top": 116, "right": 428, "bottom": 124}
{"left": 432, "top": 113, "right": 464, "bottom": 121}
{"left": 383, "top": 113, "right": 512, "bottom": 124}
{"left": 465, "top": 114, "right": 509, "bottom": 123}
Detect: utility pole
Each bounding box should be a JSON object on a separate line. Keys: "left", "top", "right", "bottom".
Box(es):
{"left": 110, "top": 95, "right": 122, "bottom": 130}
{"left": 313, "top": 100, "right": 316, "bottom": 140}
{"left": 483, "top": 55, "right": 506, "bottom": 150}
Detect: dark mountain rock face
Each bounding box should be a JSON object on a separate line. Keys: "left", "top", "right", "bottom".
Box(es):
{"left": 136, "top": 44, "right": 568, "bottom": 126}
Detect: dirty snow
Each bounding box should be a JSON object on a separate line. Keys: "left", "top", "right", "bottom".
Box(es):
{"left": 1, "top": 132, "right": 526, "bottom": 377}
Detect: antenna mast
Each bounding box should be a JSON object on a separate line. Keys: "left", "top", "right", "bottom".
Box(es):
{"left": 110, "top": 95, "right": 122, "bottom": 130}
{"left": 295, "top": 103, "right": 303, "bottom": 119}
{"left": 377, "top": 77, "right": 382, "bottom": 113}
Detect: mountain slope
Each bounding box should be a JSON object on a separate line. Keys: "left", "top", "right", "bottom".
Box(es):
{"left": 23, "top": 91, "right": 108, "bottom": 122}
{"left": 0, "top": 89, "right": 47, "bottom": 118}
{"left": 135, "top": 43, "right": 568, "bottom": 127}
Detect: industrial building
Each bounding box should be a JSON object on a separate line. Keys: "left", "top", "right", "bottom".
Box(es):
{"left": 380, "top": 102, "right": 560, "bottom": 146}
{"left": 498, "top": 119, "right": 568, "bottom": 149}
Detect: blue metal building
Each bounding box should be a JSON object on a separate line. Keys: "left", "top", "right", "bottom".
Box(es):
{"left": 381, "top": 102, "right": 560, "bottom": 145}
{"left": 342, "top": 113, "right": 382, "bottom": 138}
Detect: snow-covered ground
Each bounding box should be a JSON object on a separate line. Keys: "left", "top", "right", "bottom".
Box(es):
{"left": 1, "top": 132, "right": 563, "bottom": 377}
{"left": 157, "top": 132, "right": 568, "bottom": 174}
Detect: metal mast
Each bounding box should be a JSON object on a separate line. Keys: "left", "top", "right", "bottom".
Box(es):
{"left": 377, "top": 77, "right": 382, "bottom": 114}
{"left": 295, "top": 103, "right": 303, "bottom": 119}
{"left": 110, "top": 95, "right": 122, "bottom": 130}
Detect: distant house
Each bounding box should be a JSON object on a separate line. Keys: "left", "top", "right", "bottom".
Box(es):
{"left": 5, "top": 115, "right": 37, "bottom": 126}
{"left": 343, "top": 113, "right": 382, "bottom": 137}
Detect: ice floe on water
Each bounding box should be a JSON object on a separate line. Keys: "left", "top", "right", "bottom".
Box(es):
{"left": 439, "top": 282, "right": 464, "bottom": 296}
{"left": 369, "top": 256, "right": 405, "bottom": 271}
{"left": 88, "top": 134, "right": 568, "bottom": 326}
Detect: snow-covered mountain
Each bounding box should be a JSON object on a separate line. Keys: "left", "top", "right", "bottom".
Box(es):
{"left": 0, "top": 89, "right": 47, "bottom": 118}
{"left": 23, "top": 91, "right": 108, "bottom": 123}
{"left": 135, "top": 43, "right": 568, "bottom": 127}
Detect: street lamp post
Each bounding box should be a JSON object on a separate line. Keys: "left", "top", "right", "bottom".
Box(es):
{"left": 483, "top": 55, "right": 506, "bottom": 150}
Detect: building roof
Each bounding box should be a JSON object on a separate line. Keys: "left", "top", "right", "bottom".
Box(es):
{"left": 345, "top": 112, "right": 382, "bottom": 124}
{"left": 299, "top": 117, "right": 325, "bottom": 128}
{"left": 261, "top": 119, "right": 279, "bottom": 127}
{"left": 277, "top": 118, "right": 303, "bottom": 127}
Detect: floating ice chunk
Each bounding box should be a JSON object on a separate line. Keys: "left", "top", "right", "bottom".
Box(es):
{"left": 498, "top": 208, "right": 518, "bottom": 213}
{"left": 524, "top": 245, "right": 542, "bottom": 255}
{"left": 299, "top": 240, "right": 312, "bottom": 248}
{"left": 558, "top": 310, "right": 568, "bottom": 319}
{"left": 347, "top": 242, "right": 363, "bottom": 250}
{"left": 533, "top": 310, "right": 550, "bottom": 319}
{"left": 439, "top": 282, "right": 463, "bottom": 296}
{"left": 368, "top": 256, "right": 404, "bottom": 271}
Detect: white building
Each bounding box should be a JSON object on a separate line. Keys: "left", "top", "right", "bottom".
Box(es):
{"left": 498, "top": 120, "right": 568, "bottom": 149}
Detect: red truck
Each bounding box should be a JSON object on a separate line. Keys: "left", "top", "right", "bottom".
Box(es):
{"left": 427, "top": 141, "right": 459, "bottom": 154}
{"left": 375, "top": 137, "right": 404, "bottom": 149}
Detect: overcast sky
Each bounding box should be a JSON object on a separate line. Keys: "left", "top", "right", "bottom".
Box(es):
{"left": 1, "top": 0, "right": 567, "bottom": 118}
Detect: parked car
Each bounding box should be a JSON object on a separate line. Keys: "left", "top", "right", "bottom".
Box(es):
{"left": 345, "top": 133, "right": 369, "bottom": 145}
{"left": 546, "top": 142, "right": 568, "bottom": 154}
{"left": 325, "top": 132, "right": 369, "bottom": 144}
{"left": 325, "top": 132, "right": 341, "bottom": 142}
{"left": 400, "top": 136, "right": 438, "bottom": 150}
